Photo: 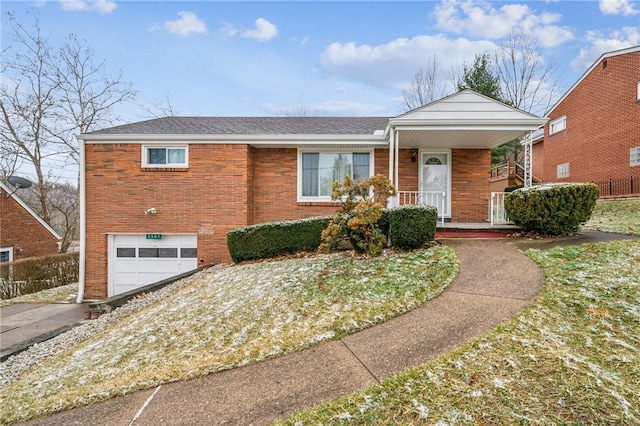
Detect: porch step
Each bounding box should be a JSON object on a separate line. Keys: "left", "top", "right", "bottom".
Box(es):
{"left": 435, "top": 224, "right": 518, "bottom": 238}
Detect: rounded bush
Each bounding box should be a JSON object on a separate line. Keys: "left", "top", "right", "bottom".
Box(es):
{"left": 389, "top": 205, "right": 438, "bottom": 249}
{"left": 504, "top": 183, "right": 599, "bottom": 236}
{"left": 227, "top": 216, "right": 331, "bottom": 263}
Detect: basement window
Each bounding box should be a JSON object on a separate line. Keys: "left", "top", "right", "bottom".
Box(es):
{"left": 557, "top": 163, "right": 570, "bottom": 178}
{"left": 142, "top": 146, "right": 188, "bottom": 168}
{"left": 631, "top": 147, "right": 640, "bottom": 166}
{"left": 549, "top": 116, "right": 566, "bottom": 135}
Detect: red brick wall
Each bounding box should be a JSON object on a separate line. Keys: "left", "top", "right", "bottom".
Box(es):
{"left": 542, "top": 51, "right": 640, "bottom": 184}
{"left": 0, "top": 188, "right": 59, "bottom": 259}
{"left": 84, "top": 143, "right": 252, "bottom": 299}
{"left": 84, "top": 144, "right": 491, "bottom": 298}
{"left": 451, "top": 149, "right": 491, "bottom": 222}
{"left": 532, "top": 141, "right": 544, "bottom": 182}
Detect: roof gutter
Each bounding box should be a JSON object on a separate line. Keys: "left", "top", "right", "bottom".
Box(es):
{"left": 79, "top": 133, "right": 388, "bottom": 144}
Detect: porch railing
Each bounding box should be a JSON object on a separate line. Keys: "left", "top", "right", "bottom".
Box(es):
{"left": 397, "top": 191, "right": 446, "bottom": 225}
{"left": 490, "top": 192, "right": 511, "bottom": 225}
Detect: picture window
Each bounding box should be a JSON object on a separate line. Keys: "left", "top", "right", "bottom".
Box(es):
{"left": 299, "top": 151, "right": 372, "bottom": 199}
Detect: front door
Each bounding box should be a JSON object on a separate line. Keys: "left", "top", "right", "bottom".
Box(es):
{"left": 420, "top": 151, "right": 451, "bottom": 218}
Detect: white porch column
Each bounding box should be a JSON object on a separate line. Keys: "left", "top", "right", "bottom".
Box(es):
{"left": 394, "top": 129, "right": 399, "bottom": 191}
{"left": 387, "top": 126, "right": 398, "bottom": 208}
{"left": 523, "top": 131, "right": 533, "bottom": 187}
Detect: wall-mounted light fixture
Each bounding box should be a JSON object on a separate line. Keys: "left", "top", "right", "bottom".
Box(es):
{"left": 411, "top": 149, "right": 418, "bottom": 163}
{"left": 144, "top": 207, "right": 157, "bottom": 215}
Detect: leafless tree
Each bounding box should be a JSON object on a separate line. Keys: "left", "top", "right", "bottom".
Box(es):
{"left": 141, "top": 92, "right": 181, "bottom": 118}
{"left": 493, "top": 31, "right": 562, "bottom": 115}
{"left": 401, "top": 54, "right": 449, "bottom": 111}
{"left": 1, "top": 11, "right": 136, "bottom": 251}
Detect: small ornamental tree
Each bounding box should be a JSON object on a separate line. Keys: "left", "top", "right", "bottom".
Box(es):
{"left": 318, "top": 174, "right": 396, "bottom": 256}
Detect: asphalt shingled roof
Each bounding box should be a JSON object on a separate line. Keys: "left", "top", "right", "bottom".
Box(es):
{"left": 86, "top": 116, "right": 392, "bottom": 136}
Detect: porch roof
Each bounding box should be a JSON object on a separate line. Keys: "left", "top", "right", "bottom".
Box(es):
{"left": 388, "top": 90, "right": 548, "bottom": 149}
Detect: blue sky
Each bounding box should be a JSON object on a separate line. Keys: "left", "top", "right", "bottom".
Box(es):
{"left": 3, "top": 0, "right": 639, "bottom": 123}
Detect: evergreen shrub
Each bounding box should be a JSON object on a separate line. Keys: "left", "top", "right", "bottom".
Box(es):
{"left": 504, "top": 183, "right": 599, "bottom": 235}
{"left": 227, "top": 216, "right": 331, "bottom": 263}
{"left": 389, "top": 204, "right": 438, "bottom": 249}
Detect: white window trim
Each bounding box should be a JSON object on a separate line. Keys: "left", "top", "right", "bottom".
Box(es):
{"left": 297, "top": 148, "right": 375, "bottom": 202}
{"left": 549, "top": 116, "right": 566, "bottom": 135}
{"left": 0, "top": 247, "right": 14, "bottom": 263}
{"left": 141, "top": 145, "right": 189, "bottom": 168}
{"left": 631, "top": 147, "right": 640, "bottom": 167}
{"left": 637, "top": 81, "right": 640, "bottom": 101}
{"left": 557, "top": 162, "right": 570, "bottom": 178}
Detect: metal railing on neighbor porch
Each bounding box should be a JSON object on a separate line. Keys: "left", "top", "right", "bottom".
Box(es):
{"left": 397, "top": 191, "right": 446, "bottom": 225}
{"left": 490, "top": 192, "right": 511, "bottom": 226}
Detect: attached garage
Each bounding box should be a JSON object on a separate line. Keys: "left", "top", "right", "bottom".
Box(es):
{"left": 108, "top": 234, "right": 197, "bottom": 296}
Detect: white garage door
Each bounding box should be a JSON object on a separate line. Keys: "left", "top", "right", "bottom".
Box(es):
{"left": 109, "top": 234, "right": 197, "bottom": 296}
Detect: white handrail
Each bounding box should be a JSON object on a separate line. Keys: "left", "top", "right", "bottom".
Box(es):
{"left": 397, "top": 191, "right": 446, "bottom": 225}
{"left": 490, "top": 192, "right": 511, "bottom": 225}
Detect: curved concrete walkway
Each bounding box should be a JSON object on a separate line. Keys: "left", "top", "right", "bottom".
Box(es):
{"left": 21, "top": 239, "right": 543, "bottom": 426}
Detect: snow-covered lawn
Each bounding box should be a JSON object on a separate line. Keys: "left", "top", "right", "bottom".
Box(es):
{"left": 0, "top": 246, "right": 458, "bottom": 425}
{"left": 279, "top": 240, "right": 640, "bottom": 424}
{"left": 0, "top": 283, "right": 78, "bottom": 307}
{"left": 583, "top": 199, "right": 640, "bottom": 235}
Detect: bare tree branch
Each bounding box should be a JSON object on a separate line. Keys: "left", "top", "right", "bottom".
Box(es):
{"left": 401, "top": 54, "right": 449, "bottom": 111}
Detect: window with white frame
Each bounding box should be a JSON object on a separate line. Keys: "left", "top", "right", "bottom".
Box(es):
{"left": 299, "top": 151, "right": 372, "bottom": 199}
{"left": 549, "top": 116, "right": 566, "bottom": 135}
{"left": 0, "top": 247, "right": 13, "bottom": 263}
{"left": 557, "top": 162, "right": 570, "bottom": 178}
{"left": 142, "top": 146, "right": 188, "bottom": 168}
{"left": 631, "top": 147, "right": 640, "bottom": 166}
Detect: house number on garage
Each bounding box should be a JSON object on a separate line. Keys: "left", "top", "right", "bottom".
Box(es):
{"left": 146, "top": 234, "right": 162, "bottom": 240}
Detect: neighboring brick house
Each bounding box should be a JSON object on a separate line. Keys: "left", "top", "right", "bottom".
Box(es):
{"left": 534, "top": 45, "right": 640, "bottom": 196}
{"left": 0, "top": 181, "right": 61, "bottom": 262}
{"left": 77, "top": 90, "right": 546, "bottom": 300}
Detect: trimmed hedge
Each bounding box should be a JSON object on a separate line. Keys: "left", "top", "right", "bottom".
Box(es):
{"left": 0, "top": 252, "right": 79, "bottom": 300}
{"left": 504, "top": 182, "right": 599, "bottom": 235}
{"left": 389, "top": 205, "right": 438, "bottom": 249}
{"left": 227, "top": 216, "right": 331, "bottom": 263}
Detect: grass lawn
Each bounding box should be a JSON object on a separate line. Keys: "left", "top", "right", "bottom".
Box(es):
{"left": 583, "top": 199, "right": 640, "bottom": 235}
{"left": 0, "top": 246, "right": 458, "bottom": 425}
{"left": 279, "top": 240, "right": 640, "bottom": 425}
{"left": 0, "top": 283, "right": 78, "bottom": 307}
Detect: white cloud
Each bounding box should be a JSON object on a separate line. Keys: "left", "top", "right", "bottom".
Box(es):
{"left": 599, "top": 0, "right": 639, "bottom": 15}
{"left": 242, "top": 18, "right": 278, "bottom": 42}
{"left": 60, "top": 0, "right": 116, "bottom": 13}
{"left": 433, "top": 0, "right": 573, "bottom": 47}
{"left": 292, "top": 36, "right": 309, "bottom": 46}
{"left": 163, "top": 12, "right": 207, "bottom": 36}
{"left": 570, "top": 27, "right": 640, "bottom": 69}
{"left": 321, "top": 34, "right": 496, "bottom": 90}
{"left": 219, "top": 22, "right": 239, "bottom": 37}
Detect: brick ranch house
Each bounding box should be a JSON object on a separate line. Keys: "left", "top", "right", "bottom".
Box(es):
{"left": 0, "top": 181, "right": 61, "bottom": 262}
{"left": 76, "top": 90, "right": 546, "bottom": 301}
{"left": 533, "top": 45, "right": 640, "bottom": 197}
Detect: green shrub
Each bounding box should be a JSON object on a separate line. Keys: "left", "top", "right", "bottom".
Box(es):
{"left": 227, "top": 216, "right": 331, "bottom": 263}
{"left": 389, "top": 205, "right": 438, "bottom": 249}
{"left": 0, "top": 252, "right": 79, "bottom": 300}
{"left": 504, "top": 183, "right": 599, "bottom": 236}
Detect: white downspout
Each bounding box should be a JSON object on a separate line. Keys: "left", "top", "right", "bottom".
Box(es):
{"left": 76, "top": 137, "right": 86, "bottom": 304}
{"left": 388, "top": 126, "right": 396, "bottom": 208}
